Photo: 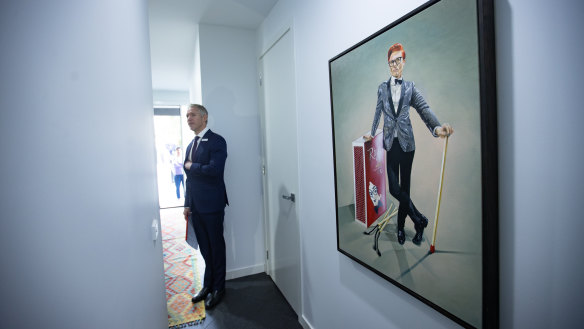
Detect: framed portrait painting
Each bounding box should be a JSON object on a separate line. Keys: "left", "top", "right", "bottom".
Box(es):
{"left": 329, "top": 0, "right": 498, "bottom": 328}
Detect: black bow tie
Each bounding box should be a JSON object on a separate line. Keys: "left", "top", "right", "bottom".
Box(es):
{"left": 394, "top": 79, "right": 402, "bottom": 85}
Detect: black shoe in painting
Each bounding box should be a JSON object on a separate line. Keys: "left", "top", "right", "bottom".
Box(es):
{"left": 397, "top": 228, "right": 405, "bottom": 245}
{"left": 418, "top": 214, "right": 429, "bottom": 228}
{"left": 412, "top": 225, "right": 424, "bottom": 245}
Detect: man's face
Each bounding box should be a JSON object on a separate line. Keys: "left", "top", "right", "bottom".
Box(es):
{"left": 186, "top": 107, "right": 207, "bottom": 133}
{"left": 388, "top": 51, "right": 405, "bottom": 79}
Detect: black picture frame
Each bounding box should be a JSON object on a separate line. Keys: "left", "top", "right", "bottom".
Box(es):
{"left": 328, "top": 1, "right": 498, "bottom": 328}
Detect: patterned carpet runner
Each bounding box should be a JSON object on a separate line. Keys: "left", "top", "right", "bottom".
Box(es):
{"left": 162, "top": 209, "right": 205, "bottom": 328}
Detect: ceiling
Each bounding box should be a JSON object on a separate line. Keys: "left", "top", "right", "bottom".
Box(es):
{"left": 148, "top": 0, "right": 278, "bottom": 91}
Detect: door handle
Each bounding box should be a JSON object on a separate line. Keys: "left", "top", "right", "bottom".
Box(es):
{"left": 282, "top": 193, "right": 295, "bottom": 203}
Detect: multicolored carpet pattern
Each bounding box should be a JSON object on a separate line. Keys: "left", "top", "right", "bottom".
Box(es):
{"left": 162, "top": 210, "right": 205, "bottom": 328}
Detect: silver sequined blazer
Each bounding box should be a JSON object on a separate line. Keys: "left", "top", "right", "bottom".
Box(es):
{"left": 370, "top": 79, "right": 441, "bottom": 152}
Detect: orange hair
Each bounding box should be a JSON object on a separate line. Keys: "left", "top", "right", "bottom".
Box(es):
{"left": 387, "top": 43, "right": 406, "bottom": 62}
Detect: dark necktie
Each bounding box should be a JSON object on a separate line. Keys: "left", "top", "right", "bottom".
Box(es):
{"left": 394, "top": 79, "right": 402, "bottom": 85}
{"left": 190, "top": 136, "right": 200, "bottom": 160}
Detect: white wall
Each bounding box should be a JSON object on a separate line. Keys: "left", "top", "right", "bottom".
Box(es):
{"left": 198, "top": 24, "right": 266, "bottom": 278}
{"left": 496, "top": 0, "right": 584, "bottom": 328}
{"left": 190, "top": 30, "right": 203, "bottom": 105}
{"left": 260, "top": 1, "right": 455, "bottom": 328}
{"left": 153, "top": 89, "right": 190, "bottom": 106}
{"left": 259, "top": 0, "right": 584, "bottom": 328}
{"left": 0, "top": 1, "right": 168, "bottom": 328}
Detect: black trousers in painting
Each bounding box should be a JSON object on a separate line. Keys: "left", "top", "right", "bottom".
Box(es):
{"left": 386, "top": 139, "right": 425, "bottom": 230}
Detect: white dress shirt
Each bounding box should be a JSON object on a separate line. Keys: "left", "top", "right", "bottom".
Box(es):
{"left": 390, "top": 76, "right": 440, "bottom": 137}
{"left": 390, "top": 76, "right": 402, "bottom": 137}
{"left": 188, "top": 127, "right": 209, "bottom": 161}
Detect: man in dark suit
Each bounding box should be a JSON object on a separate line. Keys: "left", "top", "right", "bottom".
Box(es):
{"left": 183, "top": 104, "right": 228, "bottom": 309}
{"left": 365, "top": 43, "right": 453, "bottom": 246}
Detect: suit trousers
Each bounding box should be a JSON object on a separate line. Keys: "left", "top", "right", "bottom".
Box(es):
{"left": 386, "top": 139, "right": 424, "bottom": 229}
{"left": 190, "top": 209, "right": 226, "bottom": 291}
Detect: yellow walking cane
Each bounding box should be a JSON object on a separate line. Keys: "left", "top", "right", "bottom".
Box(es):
{"left": 430, "top": 135, "right": 449, "bottom": 254}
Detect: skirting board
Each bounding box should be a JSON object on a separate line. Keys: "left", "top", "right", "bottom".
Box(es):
{"left": 226, "top": 263, "right": 265, "bottom": 280}
{"left": 300, "top": 315, "right": 314, "bottom": 329}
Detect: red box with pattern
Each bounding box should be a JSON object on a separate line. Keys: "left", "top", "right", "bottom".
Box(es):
{"left": 352, "top": 130, "right": 387, "bottom": 227}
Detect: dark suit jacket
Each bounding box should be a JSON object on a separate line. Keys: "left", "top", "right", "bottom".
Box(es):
{"left": 371, "top": 79, "right": 441, "bottom": 152}
{"left": 184, "top": 129, "right": 228, "bottom": 213}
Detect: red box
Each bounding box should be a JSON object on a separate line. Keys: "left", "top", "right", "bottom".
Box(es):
{"left": 352, "top": 130, "right": 387, "bottom": 227}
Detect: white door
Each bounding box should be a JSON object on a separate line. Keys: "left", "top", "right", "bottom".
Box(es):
{"left": 259, "top": 29, "right": 301, "bottom": 315}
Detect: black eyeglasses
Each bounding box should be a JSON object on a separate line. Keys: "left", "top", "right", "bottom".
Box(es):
{"left": 388, "top": 57, "right": 403, "bottom": 67}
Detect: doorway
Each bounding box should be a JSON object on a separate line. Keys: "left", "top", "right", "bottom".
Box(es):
{"left": 259, "top": 28, "right": 302, "bottom": 315}
{"left": 153, "top": 106, "right": 206, "bottom": 326}
{"left": 153, "top": 106, "right": 185, "bottom": 209}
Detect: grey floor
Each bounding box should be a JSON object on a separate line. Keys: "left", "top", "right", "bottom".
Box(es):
{"left": 160, "top": 208, "right": 301, "bottom": 329}
{"left": 194, "top": 273, "right": 302, "bottom": 329}
{"left": 337, "top": 203, "right": 482, "bottom": 327}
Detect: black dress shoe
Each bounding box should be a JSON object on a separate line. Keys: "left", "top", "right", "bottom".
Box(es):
{"left": 418, "top": 214, "right": 429, "bottom": 228}
{"left": 191, "top": 286, "right": 210, "bottom": 303}
{"left": 204, "top": 289, "right": 225, "bottom": 309}
{"left": 412, "top": 225, "right": 424, "bottom": 245}
{"left": 397, "top": 228, "right": 405, "bottom": 245}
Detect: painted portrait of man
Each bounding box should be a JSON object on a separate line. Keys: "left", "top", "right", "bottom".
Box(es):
{"left": 330, "top": 0, "right": 484, "bottom": 327}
